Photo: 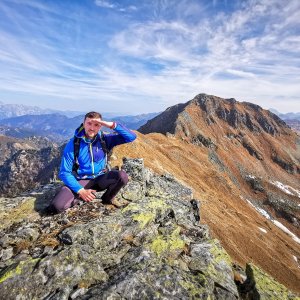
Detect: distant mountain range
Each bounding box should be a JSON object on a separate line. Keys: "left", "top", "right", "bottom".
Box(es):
{"left": 0, "top": 101, "right": 84, "bottom": 119}
{"left": 269, "top": 108, "right": 300, "bottom": 133}
{"left": 0, "top": 101, "right": 157, "bottom": 120}
{"left": 0, "top": 101, "right": 298, "bottom": 141}
{"left": 0, "top": 112, "right": 159, "bottom": 142}
{"left": 270, "top": 108, "right": 300, "bottom": 120}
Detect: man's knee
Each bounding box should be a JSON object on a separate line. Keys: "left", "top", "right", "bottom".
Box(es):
{"left": 52, "top": 186, "right": 74, "bottom": 213}
{"left": 118, "top": 170, "right": 128, "bottom": 186}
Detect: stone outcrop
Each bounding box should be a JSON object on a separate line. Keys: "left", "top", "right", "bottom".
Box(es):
{"left": 0, "top": 135, "right": 35, "bottom": 167}
{"left": 191, "top": 133, "right": 217, "bottom": 150}
{"left": 266, "top": 193, "right": 300, "bottom": 227}
{"left": 241, "top": 137, "right": 263, "bottom": 160}
{"left": 0, "top": 158, "right": 297, "bottom": 299}
{"left": 271, "top": 150, "right": 300, "bottom": 174}
{"left": 244, "top": 175, "right": 265, "bottom": 192}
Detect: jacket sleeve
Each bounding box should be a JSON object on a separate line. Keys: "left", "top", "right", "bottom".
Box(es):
{"left": 59, "top": 138, "right": 83, "bottom": 193}
{"left": 104, "top": 123, "right": 137, "bottom": 150}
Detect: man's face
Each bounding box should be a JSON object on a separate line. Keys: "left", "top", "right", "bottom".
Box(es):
{"left": 83, "top": 117, "right": 102, "bottom": 139}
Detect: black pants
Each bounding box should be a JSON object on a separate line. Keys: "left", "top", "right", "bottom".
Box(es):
{"left": 51, "top": 170, "right": 128, "bottom": 213}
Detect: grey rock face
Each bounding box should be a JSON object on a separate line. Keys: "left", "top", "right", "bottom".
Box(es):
{"left": 244, "top": 175, "right": 265, "bottom": 192}
{"left": 138, "top": 103, "right": 186, "bottom": 134}
{"left": 241, "top": 139, "right": 263, "bottom": 161}
{"left": 191, "top": 133, "right": 217, "bottom": 150}
{"left": 266, "top": 193, "right": 300, "bottom": 226}
{"left": 271, "top": 151, "right": 300, "bottom": 174}
{"left": 0, "top": 145, "right": 62, "bottom": 197}
{"left": 0, "top": 158, "right": 294, "bottom": 299}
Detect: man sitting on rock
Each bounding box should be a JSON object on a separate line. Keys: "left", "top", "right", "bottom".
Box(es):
{"left": 47, "top": 111, "right": 136, "bottom": 214}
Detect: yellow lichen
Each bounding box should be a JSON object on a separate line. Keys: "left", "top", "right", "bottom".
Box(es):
{"left": 0, "top": 258, "right": 40, "bottom": 284}
{"left": 128, "top": 198, "right": 170, "bottom": 229}
{"left": 209, "top": 239, "right": 232, "bottom": 265}
{"left": 151, "top": 235, "right": 169, "bottom": 256}
{"left": 250, "top": 264, "right": 299, "bottom": 300}
{"left": 132, "top": 212, "right": 155, "bottom": 228}
{"left": 147, "top": 198, "right": 168, "bottom": 210}
{"left": 122, "top": 203, "right": 139, "bottom": 213}
{"left": 199, "top": 240, "right": 232, "bottom": 283}
{"left": 150, "top": 227, "right": 185, "bottom": 256}
{"left": 179, "top": 280, "right": 205, "bottom": 298}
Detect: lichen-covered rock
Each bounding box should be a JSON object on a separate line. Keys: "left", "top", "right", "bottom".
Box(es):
{"left": 237, "top": 264, "right": 299, "bottom": 300}
{"left": 0, "top": 158, "right": 295, "bottom": 299}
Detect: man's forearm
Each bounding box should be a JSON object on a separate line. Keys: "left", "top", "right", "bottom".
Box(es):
{"left": 99, "top": 120, "right": 116, "bottom": 129}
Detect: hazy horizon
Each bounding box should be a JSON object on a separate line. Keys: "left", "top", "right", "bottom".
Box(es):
{"left": 0, "top": 96, "right": 299, "bottom": 116}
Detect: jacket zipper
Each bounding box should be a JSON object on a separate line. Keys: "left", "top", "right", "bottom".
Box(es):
{"left": 89, "top": 143, "right": 95, "bottom": 176}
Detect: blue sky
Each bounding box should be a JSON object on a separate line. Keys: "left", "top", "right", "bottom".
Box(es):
{"left": 0, "top": 0, "right": 299, "bottom": 114}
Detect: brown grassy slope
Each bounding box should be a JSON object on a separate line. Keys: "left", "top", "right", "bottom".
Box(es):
{"left": 112, "top": 132, "right": 300, "bottom": 294}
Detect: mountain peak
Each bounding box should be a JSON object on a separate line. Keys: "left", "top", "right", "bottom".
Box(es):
{"left": 139, "top": 93, "right": 289, "bottom": 137}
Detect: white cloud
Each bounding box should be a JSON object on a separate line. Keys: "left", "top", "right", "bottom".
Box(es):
{"left": 226, "top": 69, "right": 256, "bottom": 79}
{"left": 105, "top": 0, "right": 300, "bottom": 111}
{"left": 94, "top": 0, "right": 116, "bottom": 9}
{"left": 94, "top": 0, "right": 137, "bottom": 12}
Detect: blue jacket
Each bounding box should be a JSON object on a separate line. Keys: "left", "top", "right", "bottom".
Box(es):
{"left": 59, "top": 123, "right": 137, "bottom": 193}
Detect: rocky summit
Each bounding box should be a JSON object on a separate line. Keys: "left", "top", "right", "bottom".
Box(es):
{"left": 0, "top": 158, "right": 296, "bottom": 299}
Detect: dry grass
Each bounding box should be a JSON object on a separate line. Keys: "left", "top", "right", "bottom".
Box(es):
{"left": 13, "top": 239, "right": 31, "bottom": 254}
{"left": 0, "top": 198, "right": 38, "bottom": 230}
{"left": 122, "top": 234, "right": 135, "bottom": 244}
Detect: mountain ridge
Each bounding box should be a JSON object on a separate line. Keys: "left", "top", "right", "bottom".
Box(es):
{"left": 139, "top": 93, "right": 290, "bottom": 136}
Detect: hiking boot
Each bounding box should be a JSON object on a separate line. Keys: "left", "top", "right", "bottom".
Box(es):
{"left": 101, "top": 198, "right": 129, "bottom": 208}
{"left": 113, "top": 198, "right": 129, "bottom": 208}
{"left": 41, "top": 204, "right": 57, "bottom": 216}
{"left": 101, "top": 199, "right": 112, "bottom": 205}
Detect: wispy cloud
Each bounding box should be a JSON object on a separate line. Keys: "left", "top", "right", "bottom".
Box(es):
{"left": 94, "top": 0, "right": 137, "bottom": 13}
{"left": 106, "top": 0, "right": 300, "bottom": 111}
{"left": 94, "top": 0, "right": 116, "bottom": 9}
{"left": 0, "top": 0, "right": 299, "bottom": 113}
